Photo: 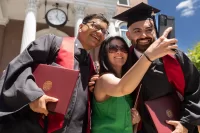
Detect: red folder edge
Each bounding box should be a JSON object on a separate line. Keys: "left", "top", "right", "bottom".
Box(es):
{"left": 144, "top": 94, "right": 180, "bottom": 133}
{"left": 33, "top": 64, "right": 79, "bottom": 115}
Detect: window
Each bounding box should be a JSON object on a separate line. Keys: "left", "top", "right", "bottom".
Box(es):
{"left": 119, "top": 23, "right": 131, "bottom": 47}
{"left": 118, "top": 0, "right": 130, "bottom": 6}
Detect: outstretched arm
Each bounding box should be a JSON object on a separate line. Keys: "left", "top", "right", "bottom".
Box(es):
{"left": 95, "top": 27, "right": 178, "bottom": 98}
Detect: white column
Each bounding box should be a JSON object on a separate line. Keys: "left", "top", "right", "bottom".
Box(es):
{"left": 0, "top": 0, "right": 9, "bottom": 66}
{"left": 0, "top": 0, "right": 9, "bottom": 26}
{"left": 104, "top": 9, "right": 117, "bottom": 36}
{"left": 108, "top": 20, "right": 117, "bottom": 36}
{"left": 0, "top": 18, "right": 8, "bottom": 26}
{"left": 74, "top": 4, "right": 86, "bottom": 37}
{"left": 20, "top": 0, "right": 38, "bottom": 53}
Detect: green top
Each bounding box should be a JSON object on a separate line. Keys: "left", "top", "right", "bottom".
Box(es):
{"left": 91, "top": 95, "right": 133, "bottom": 133}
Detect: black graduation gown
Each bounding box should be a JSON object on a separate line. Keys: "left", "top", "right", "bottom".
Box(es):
{"left": 0, "top": 34, "right": 90, "bottom": 133}
{"left": 131, "top": 50, "right": 200, "bottom": 133}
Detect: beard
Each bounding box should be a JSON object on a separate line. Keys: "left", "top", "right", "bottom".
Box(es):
{"left": 131, "top": 37, "right": 155, "bottom": 53}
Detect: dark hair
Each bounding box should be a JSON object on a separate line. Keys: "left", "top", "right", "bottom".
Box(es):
{"left": 98, "top": 36, "right": 131, "bottom": 78}
{"left": 82, "top": 14, "right": 109, "bottom": 26}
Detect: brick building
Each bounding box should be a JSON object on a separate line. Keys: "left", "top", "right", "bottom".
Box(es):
{"left": 0, "top": 0, "right": 147, "bottom": 73}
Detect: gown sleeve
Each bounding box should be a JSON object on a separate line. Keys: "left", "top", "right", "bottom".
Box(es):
{"left": 0, "top": 34, "right": 62, "bottom": 116}
{"left": 177, "top": 51, "right": 200, "bottom": 131}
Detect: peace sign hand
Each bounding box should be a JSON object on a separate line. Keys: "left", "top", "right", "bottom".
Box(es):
{"left": 145, "top": 27, "right": 178, "bottom": 61}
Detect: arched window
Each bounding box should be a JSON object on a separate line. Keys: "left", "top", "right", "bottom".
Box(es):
{"left": 119, "top": 23, "right": 131, "bottom": 47}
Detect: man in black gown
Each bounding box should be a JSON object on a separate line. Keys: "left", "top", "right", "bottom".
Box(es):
{"left": 0, "top": 14, "right": 109, "bottom": 133}
{"left": 113, "top": 2, "right": 200, "bottom": 133}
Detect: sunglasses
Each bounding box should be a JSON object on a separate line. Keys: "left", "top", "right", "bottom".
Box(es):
{"left": 108, "top": 44, "right": 128, "bottom": 53}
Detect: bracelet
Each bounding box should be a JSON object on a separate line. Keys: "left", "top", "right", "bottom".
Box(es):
{"left": 143, "top": 52, "right": 153, "bottom": 62}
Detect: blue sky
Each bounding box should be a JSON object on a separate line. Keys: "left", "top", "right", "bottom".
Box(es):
{"left": 149, "top": 0, "right": 200, "bottom": 53}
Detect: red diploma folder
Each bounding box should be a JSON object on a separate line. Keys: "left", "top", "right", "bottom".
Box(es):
{"left": 33, "top": 64, "right": 79, "bottom": 115}
{"left": 144, "top": 93, "right": 180, "bottom": 133}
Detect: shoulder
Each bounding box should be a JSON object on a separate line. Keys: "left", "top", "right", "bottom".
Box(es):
{"left": 96, "top": 73, "right": 120, "bottom": 90}
{"left": 34, "top": 34, "right": 63, "bottom": 45}
{"left": 38, "top": 34, "right": 58, "bottom": 40}
{"left": 95, "top": 73, "right": 115, "bottom": 89}
{"left": 176, "top": 50, "right": 188, "bottom": 58}
{"left": 98, "top": 73, "right": 116, "bottom": 83}
{"left": 94, "top": 73, "right": 116, "bottom": 101}
{"left": 175, "top": 50, "right": 191, "bottom": 65}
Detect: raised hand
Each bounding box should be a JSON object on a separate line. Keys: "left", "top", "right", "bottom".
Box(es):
{"left": 29, "top": 95, "right": 58, "bottom": 116}
{"left": 145, "top": 27, "right": 178, "bottom": 61}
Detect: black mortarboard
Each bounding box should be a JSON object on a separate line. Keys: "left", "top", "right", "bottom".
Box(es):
{"left": 113, "top": 2, "right": 160, "bottom": 28}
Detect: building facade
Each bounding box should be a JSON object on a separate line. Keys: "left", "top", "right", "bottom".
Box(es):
{"left": 0, "top": 0, "right": 147, "bottom": 73}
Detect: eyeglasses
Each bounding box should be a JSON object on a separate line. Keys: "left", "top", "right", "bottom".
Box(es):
{"left": 83, "top": 21, "right": 109, "bottom": 36}
{"left": 108, "top": 44, "right": 128, "bottom": 53}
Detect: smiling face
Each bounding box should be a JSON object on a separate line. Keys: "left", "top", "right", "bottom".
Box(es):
{"left": 77, "top": 18, "right": 108, "bottom": 50}
{"left": 126, "top": 19, "right": 156, "bottom": 52}
{"left": 107, "top": 39, "right": 128, "bottom": 70}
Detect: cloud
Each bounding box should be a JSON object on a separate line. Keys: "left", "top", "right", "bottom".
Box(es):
{"left": 176, "top": 0, "right": 200, "bottom": 17}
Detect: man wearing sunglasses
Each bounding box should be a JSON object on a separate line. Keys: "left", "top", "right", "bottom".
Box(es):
{"left": 0, "top": 14, "right": 109, "bottom": 133}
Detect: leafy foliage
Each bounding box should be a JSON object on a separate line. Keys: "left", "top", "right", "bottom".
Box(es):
{"left": 188, "top": 42, "right": 200, "bottom": 70}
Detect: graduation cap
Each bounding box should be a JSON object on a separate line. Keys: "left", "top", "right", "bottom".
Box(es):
{"left": 113, "top": 2, "right": 160, "bottom": 28}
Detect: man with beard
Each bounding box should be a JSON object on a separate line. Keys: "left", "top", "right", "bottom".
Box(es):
{"left": 0, "top": 14, "right": 109, "bottom": 133}
{"left": 112, "top": 2, "right": 200, "bottom": 133}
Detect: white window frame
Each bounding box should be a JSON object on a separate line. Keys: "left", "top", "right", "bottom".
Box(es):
{"left": 117, "top": 0, "right": 130, "bottom": 6}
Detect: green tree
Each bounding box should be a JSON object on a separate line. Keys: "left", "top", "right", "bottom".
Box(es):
{"left": 187, "top": 42, "right": 200, "bottom": 70}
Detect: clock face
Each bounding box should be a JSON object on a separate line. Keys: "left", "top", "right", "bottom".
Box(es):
{"left": 45, "top": 8, "right": 67, "bottom": 27}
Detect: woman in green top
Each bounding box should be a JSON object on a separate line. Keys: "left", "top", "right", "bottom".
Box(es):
{"left": 92, "top": 34, "right": 178, "bottom": 133}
